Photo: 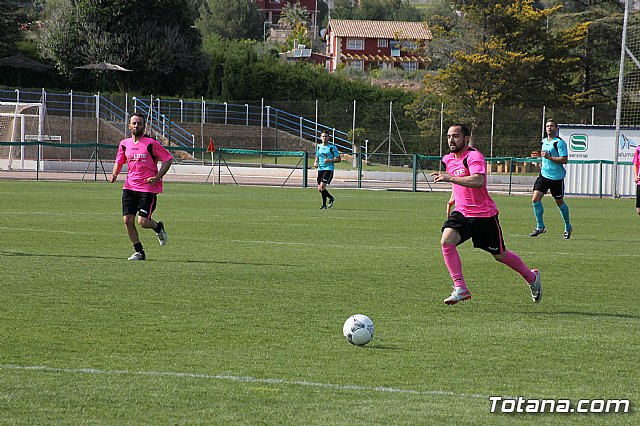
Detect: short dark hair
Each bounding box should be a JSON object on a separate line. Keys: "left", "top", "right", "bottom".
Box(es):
{"left": 450, "top": 123, "right": 470, "bottom": 137}
{"left": 129, "top": 113, "right": 146, "bottom": 124}
{"left": 320, "top": 131, "right": 328, "bottom": 137}
{"left": 546, "top": 118, "right": 558, "bottom": 127}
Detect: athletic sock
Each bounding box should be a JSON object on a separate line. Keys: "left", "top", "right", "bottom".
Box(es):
{"left": 324, "top": 190, "right": 333, "bottom": 201}
{"left": 321, "top": 191, "right": 327, "bottom": 206}
{"left": 499, "top": 250, "right": 536, "bottom": 284}
{"left": 154, "top": 222, "right": 162, "bottom": 233}
{"left": 533, "top": 201, "right": 544, "bottom": 228}
{"left": 558, "top": 203, "right": 571, "bottom": 230}
{"left": 442, "top": 244, "right": 467, "bottom": 290}
{"left": 134, "top": 242, "right": 144, "bottom": 253}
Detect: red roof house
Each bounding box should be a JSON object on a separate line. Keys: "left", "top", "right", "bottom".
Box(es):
{"left": 325, "top": 19, "right": 432, "bottom": 72}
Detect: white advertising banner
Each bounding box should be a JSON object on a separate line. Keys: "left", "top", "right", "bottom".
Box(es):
{"left": 558, "top": 125, "right": 640, "bottom": 162}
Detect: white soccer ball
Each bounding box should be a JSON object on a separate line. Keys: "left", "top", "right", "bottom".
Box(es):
{"left": 343, "top": 314, "right": 375, "bottom": 346}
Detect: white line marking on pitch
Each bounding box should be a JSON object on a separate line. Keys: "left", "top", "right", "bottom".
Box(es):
{"left": 229, "top": 239, "right": 409, "bottom": 250}
{"left": 0, "top": 364, "right": 486, "bottom": 399}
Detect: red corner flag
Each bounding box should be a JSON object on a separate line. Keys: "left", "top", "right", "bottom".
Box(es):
{"left": 207, "top": 138, "right": 215, "bottom": 153}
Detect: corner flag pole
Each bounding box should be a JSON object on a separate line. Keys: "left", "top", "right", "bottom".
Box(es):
{"left": 207, "top": 138, "right": 215, "bottom": 185}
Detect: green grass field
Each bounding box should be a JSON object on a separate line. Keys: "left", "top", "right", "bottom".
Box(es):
{"left": 0, "top": 181, "right": 638, "bottom": 424}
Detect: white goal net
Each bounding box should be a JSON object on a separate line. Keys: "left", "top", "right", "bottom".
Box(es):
{"left": 0, "top": 101, "right": 45, "bottom": 170}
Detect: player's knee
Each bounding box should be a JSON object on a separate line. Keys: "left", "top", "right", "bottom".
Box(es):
{"left": 493, "top": 252, "right": 506, "bottom": 262}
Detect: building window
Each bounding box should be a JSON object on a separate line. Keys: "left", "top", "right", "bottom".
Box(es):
{"left": 390, "top": 40, "right": 401, "bottom": 57}
{"left": 347, "top": 38, "right": 364, "bottom": 50}
{"left": 402, "top": 41, "right": 418, "bottom": 50}
{"left": 401, "top": 61, "right": 418, "bottom": 71}
{"left": 350, "top": 60, "right": 364, "bottom": 71}
{"left": 377, "top": 39, "right": 388, "bottom": 48}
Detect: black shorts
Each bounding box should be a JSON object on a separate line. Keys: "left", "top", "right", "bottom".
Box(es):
{"left": 317, "top": 170, "right": 334, "bottom": 185}
{"left": 122, "top": 189, "right": 157, "bottom": 218}
{"left": 533, "top": 175, "right": 564, "bottom": 199}
{"left": 442, "top": 211, "right": 506, "bottom": 255}
{"left": 636, "top": 186, "right": 640, "bottom": 208}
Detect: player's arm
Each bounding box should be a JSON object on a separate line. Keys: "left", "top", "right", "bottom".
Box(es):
{"left": 431, "top": 172, "right": 484, "bottom": 188}
{"left": 110, "top": 163, "right": 123, "bottom": 183}
{"left": 543, "top": 141, "right": 568, "bottom": 164}
{"left": 331, "top": 148, "right": 341, "bottom": 164}
{"left": 543, "top": 151, "right": 568, "bottom": 164}
{"left": 147, "top": 157, "right": 172, "bottom": 185}
{"left": 446, "top": 191, "right": 454, "bottom": 216}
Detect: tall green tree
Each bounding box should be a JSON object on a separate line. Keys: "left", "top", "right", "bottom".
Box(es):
{"left": 196, "top": 0, "right": 264, "bottom": 40}
{"left": 409, "top": 0, "right": 591, "bottom": 134}
{"left": 331, "top": 0, "right": 423, "bottom": 22}
{"left": 279, "top": 2, "right": 309, "bottom": 29}
{"left": 38, "top": 0, "right": 205, "bottom": 94}
{"left": 0, "top": 0, "right": 25, "bottom": 56}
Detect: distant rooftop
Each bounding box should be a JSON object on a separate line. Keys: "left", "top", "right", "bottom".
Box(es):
{"left": 327, "top": 19, "right": 432, "bottom": 40}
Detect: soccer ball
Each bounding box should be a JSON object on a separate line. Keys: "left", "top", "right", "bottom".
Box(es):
{"left": 342, "top": 314, "right": 375, "bottom": 346}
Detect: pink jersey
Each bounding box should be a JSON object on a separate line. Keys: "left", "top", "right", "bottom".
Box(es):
{"left": 442, "top": 147, "right": 498, "bottom": 218}
{"left": 634, "top": 146, "right": 640, "bottom": 184}
{"left": 115, "top": 136, "right": 173, "bottom": 194}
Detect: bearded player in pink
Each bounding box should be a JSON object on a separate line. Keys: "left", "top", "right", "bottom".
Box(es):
{"left": 431, "top": 124, "right": 541, "bottom": 305}
{"left": 110, "top": 113, "right": 173, "bottom": 261}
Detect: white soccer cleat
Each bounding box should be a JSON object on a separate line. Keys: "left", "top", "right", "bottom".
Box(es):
{"left": 128, "top": 251, "right": 145, "bottom": 261}
{"left": 444, "top": 286, "right": 472, "bottom": 305}
{"left": 529, "top": 269, "right": 542, "bottom": 303}
{"left": 156, "top": 221, "right": 168, "bottom": 246}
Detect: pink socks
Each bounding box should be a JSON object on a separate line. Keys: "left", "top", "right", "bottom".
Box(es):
{"left": 442, "top": 244, "right": 467, "bottom": 290}
{"left": 499, "top": 250, "right": 536, "bottom": 284}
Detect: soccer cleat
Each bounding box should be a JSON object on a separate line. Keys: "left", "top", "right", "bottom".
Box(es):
{"left": 320, "top": 205, "right": 327, "bottom": 209}
{"left": 156, "top": 221, "right": 168, "bottom": 246}
{"left": 530, "top": 227, "right": 546, "bottom": 237}
{"left": 563, "top": 226, "right": 573, "bottom": 240}
{"left": 328, "top": 197, "right": 334, "bottom": 208}
{"left": 128, "top": 251, "right": 145, "bottom": 261}
{"left": 444, "top": 286, "right": 472, "bottom": 305}
{"left": 529, "top": 269, "right": 542, "bottom": 303}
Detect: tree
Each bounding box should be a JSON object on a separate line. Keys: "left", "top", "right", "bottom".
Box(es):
{"left": 408, "top": 0, "right": 592, "bottom": 136}
{"left": 38, "top": 0, "right": 205, "bottom": 94}
{"left": 196, "top": 0, "right": 264, "bottom": 40}
{"left": 331, "top": 0, "right": 423, "bottom": 22}
{"left": 282, "top": 23, "right": 312, "bottom": 51}
{"left": 0, "top": 0, "right": 26, "bottom": 56}
{"left": 279, "top": 2, "right": 309, "bottom": 29}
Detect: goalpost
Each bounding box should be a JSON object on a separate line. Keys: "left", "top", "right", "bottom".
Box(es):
{"left": 613, "top": 0, "right": 640, "bottom": 197}
{"left": 0, "top": 101, "right": 45, "bottom": 170}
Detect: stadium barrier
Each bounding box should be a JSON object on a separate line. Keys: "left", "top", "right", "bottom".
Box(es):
{"left": 0, "top": 141, "right": 635, "bottom": 197}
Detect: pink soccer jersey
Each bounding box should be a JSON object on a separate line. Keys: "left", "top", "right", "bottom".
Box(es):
{"left": 442, "top": 147, "right": 498, "bottom": 218}
{"left": 115, "top": 136, "right": 173, "bottom": 194}
{"left": 634, "top": 146, "right": 640, "bottom": 183}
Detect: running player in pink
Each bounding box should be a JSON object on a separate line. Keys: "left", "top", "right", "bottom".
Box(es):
{"left": 110, "top": 113, "right": 173, "bottom": 260}
{"left": 431, "top": 124, "right": 541, "bottom": 304}
{"left": 633, "top": 143, "right": 640, "bottom": 215}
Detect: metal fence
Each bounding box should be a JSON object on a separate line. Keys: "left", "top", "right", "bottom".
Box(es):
{"left": 1, "top": 140, "right": 635, "bottom": 197}
{"left": 0, "top": 88, "right": 617, "bottom": 159}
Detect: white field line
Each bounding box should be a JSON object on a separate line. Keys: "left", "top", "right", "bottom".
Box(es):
{"left": 229, "top": 239, "right": 410, "bottom": 250}
{"left": 0, "top": 364, "right": 487, "bottom": 399}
